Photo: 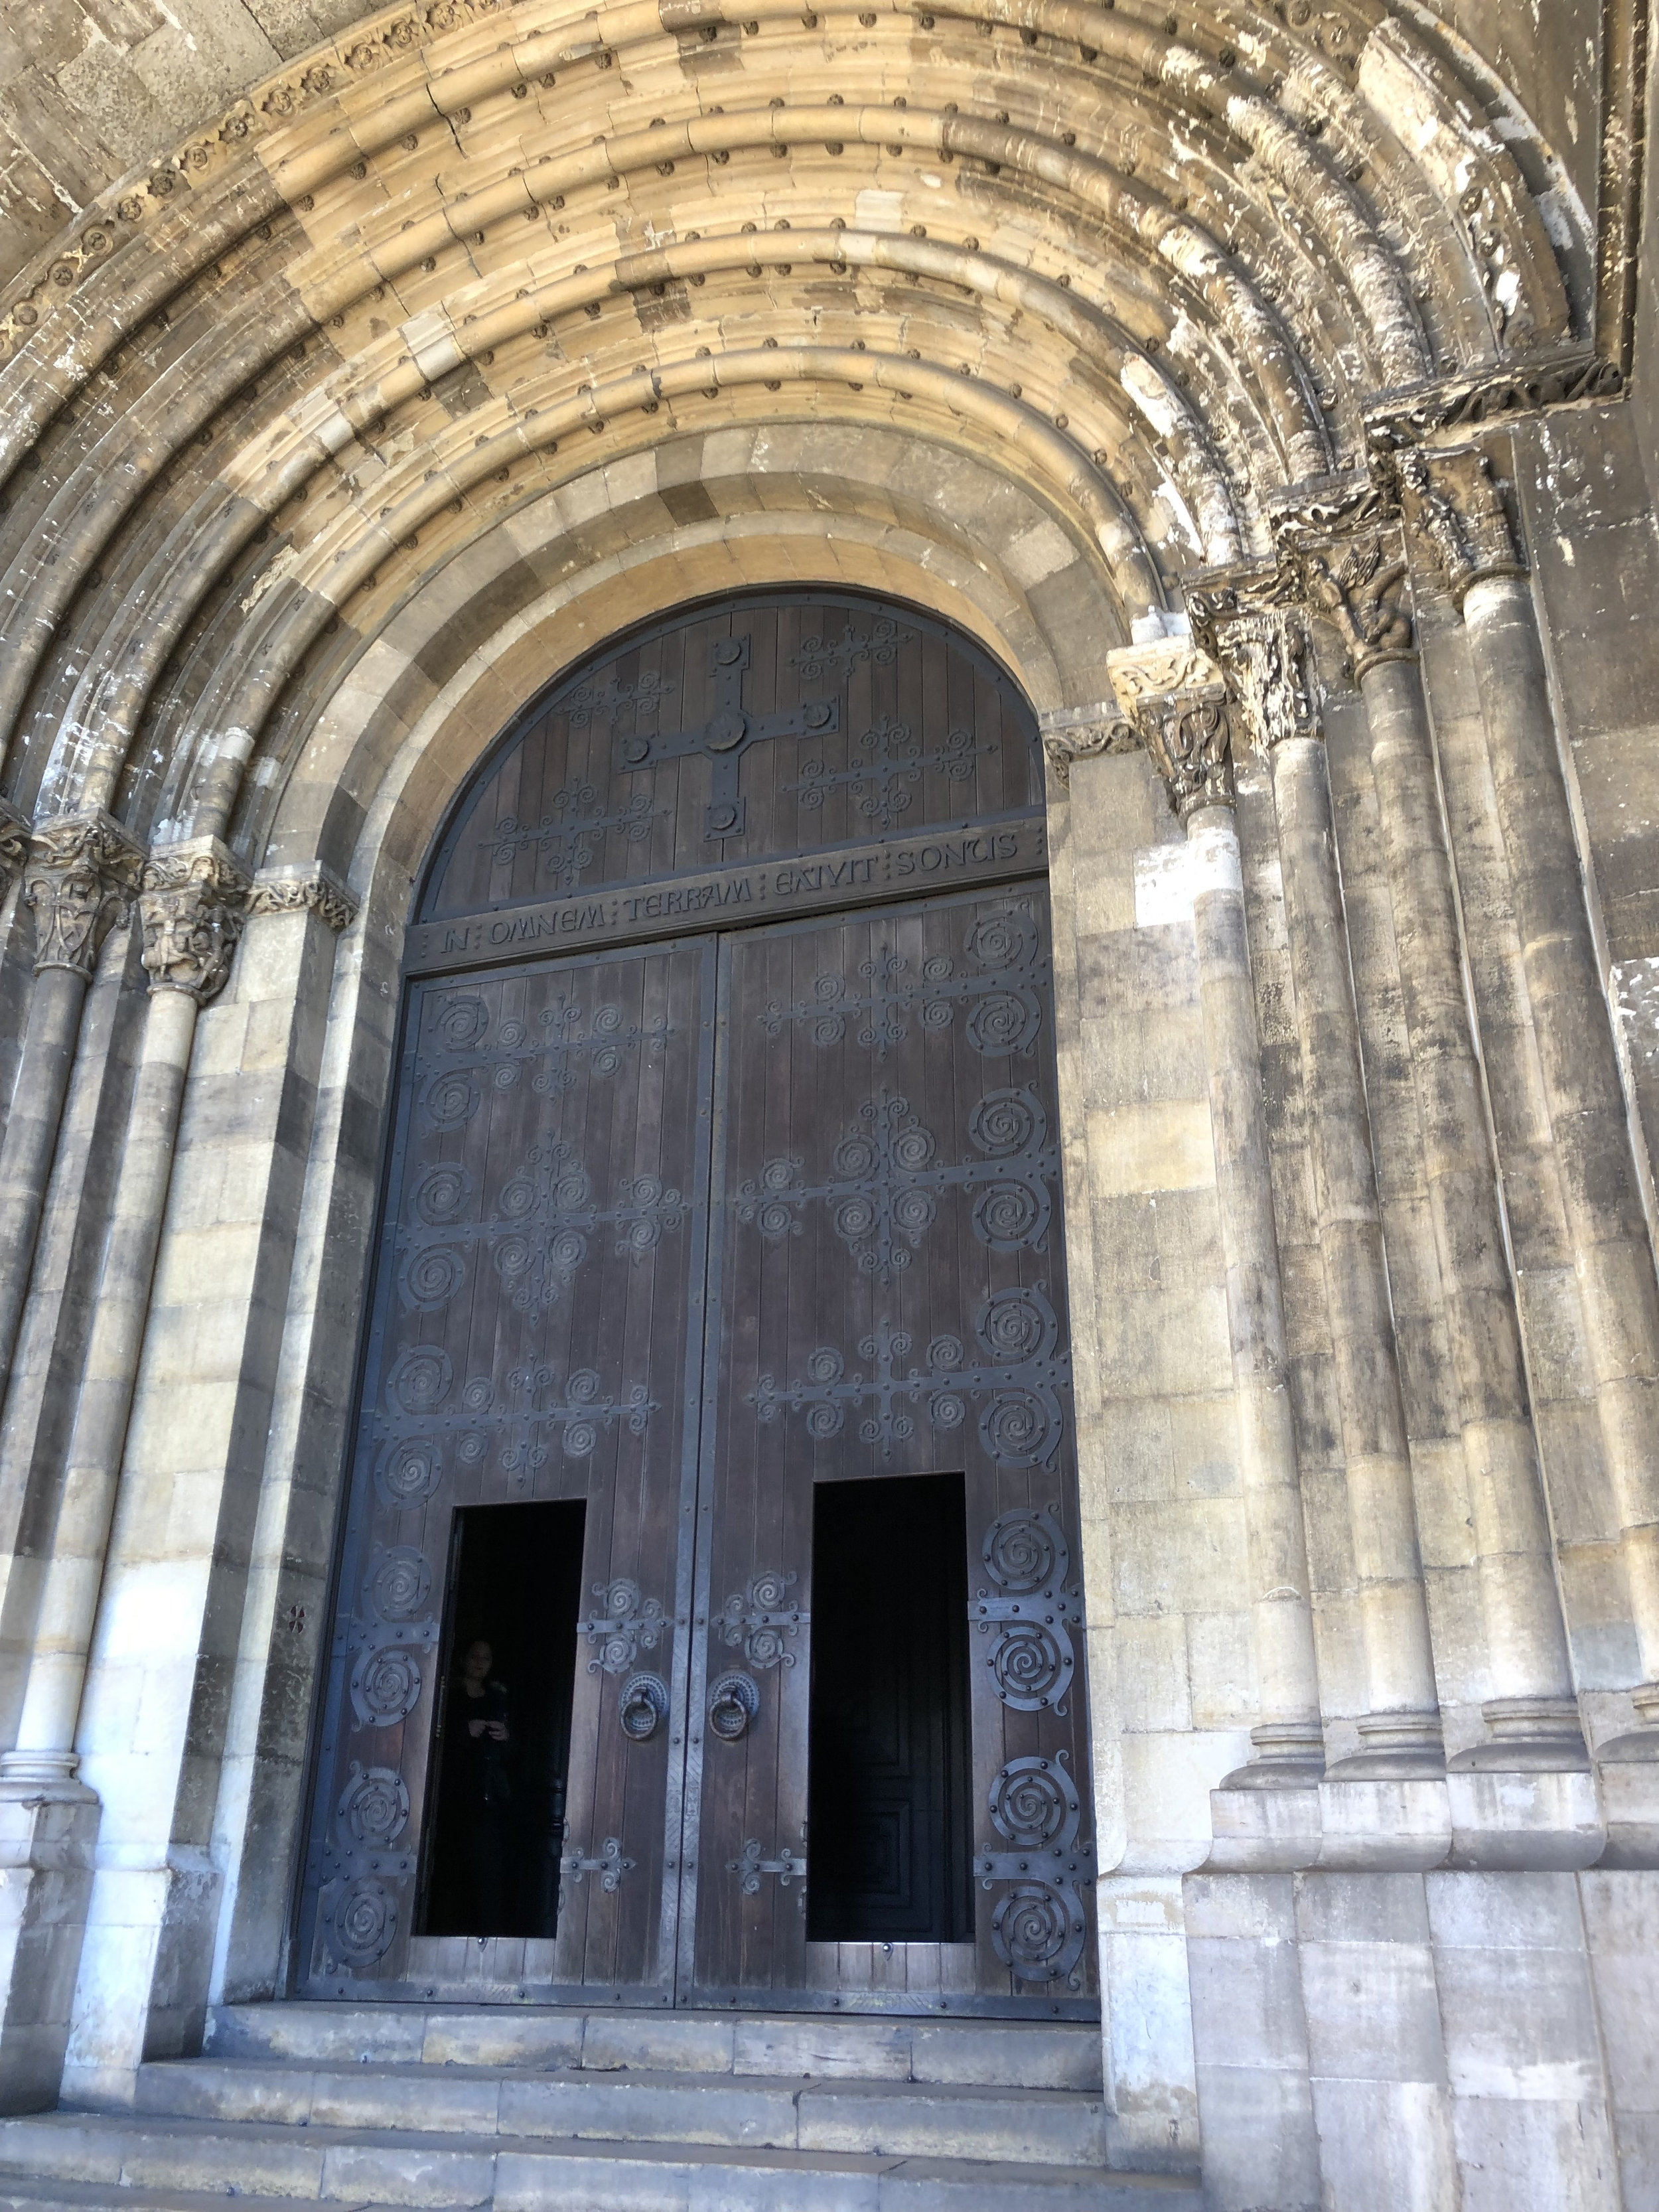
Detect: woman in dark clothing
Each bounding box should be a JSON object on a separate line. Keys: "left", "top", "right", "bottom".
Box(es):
{"left": 455, "top": 1638, "right": 513, "bottom": 1932}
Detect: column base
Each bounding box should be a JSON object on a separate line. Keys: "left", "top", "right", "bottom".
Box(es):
{"left": 1323, "top": 1710, "right": 1445, "bottom": 1780}
{"left": 1592, "top": 1683, "right": 1659, "bottom": 1765}
{"left": 0, "top": 1780, "right": 100, "bottom": 2113}
{"left": 1447, "top": 1696, "right": 1591, "bottom": 1773}
{"left": 1218, "top": 1722, "right": 1327, "bottom": 1791}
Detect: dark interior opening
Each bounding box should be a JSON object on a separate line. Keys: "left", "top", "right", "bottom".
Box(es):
{"left": 417, "top": 1499, "right": 586, "bottom": 1939}
{"left": 806, "top": 1471, "right": 974, "bottom": 1944}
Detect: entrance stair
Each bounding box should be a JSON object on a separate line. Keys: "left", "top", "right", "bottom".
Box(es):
{"left": 0, "top": 2004, "right": 1199, "bottom": 2210}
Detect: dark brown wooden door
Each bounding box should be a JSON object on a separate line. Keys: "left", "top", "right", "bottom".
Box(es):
{"left": 683, "top": 890, "right": 1094, "bottom": 2014}
{"left": 297, "top": 941, "right": 715, "bottom": 2003}
{"left": 299, "top": 591, "right": 1094, "bottom": 2016}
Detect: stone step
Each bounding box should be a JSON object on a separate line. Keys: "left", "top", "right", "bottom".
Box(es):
{"left": 137, "top": 2058, "right": 1106, "bottom": 2167}
{"left": 0, "top": 2112, "right": 1200, "bottom": 2211}
{"left": 206, "top": 2003, "right": 1104, "bottom": 2092}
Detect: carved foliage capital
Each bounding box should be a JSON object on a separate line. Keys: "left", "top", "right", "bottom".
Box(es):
{"left": 1039, "top": 713, "right": 1139, "bottom": 790}
{"left": 1106, "top": 642, "right": 1236, "bottom": 820}
{"left": 1395, "top": 446, "right": 1525, "bottom": 605}
{"left": 1208, "top": 609, "right": 1323, "bottom": 759}
{"left": 23, "top": 812, "right": 145, "bottom": 980}
{"left": 139, "top": 843, "right": 252, "bottom": 1005}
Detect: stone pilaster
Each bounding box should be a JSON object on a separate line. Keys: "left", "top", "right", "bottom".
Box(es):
{"left": 1398, "top": 443, "right": 1659, "bottom": 1778}
{"left": 1194, "top": 592, "right": 1445, "bottom": 1779}
{"left": 1108, "top": 638, "right": 1325, "bottom": 1792}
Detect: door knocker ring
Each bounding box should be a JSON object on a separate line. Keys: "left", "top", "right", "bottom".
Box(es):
{"left": 619, "top": 1671, "right": 669, "bottom": 1741}
{"left": 708, "top": 1670, "right": 760, "bottom": 1741}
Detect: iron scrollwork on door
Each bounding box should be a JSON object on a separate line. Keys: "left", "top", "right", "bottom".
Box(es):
{"left": 377, "top": 1347, "right": 658, "bottom": 1497}
{"left": 716, "top": 1570, "right": 806, "bottom": 1667}
{"left": 976, "top": 1754, "right": 1095, "bottom": 1990}
{"left": 736, "top": 1087, "right": 1055, "bottom": 1284}
{"left": 578, "top": 1579, "right": 668, "bottom": 1673}
{"left": 749, "top": 1287, "right": 1066, "bottom": 1465}
{"left": 319, "top": 1761, "right": 417, "bottom": 1971}
{"left": 415, "top": 988, "right": 672, "bottom": 1130}
{"left": 326, "top": 1540, "right": 441, "bottom": 1971}
{"left": 975, "top": 1506, "right": 1081, "bottom": 1716}
{"left": 559, "top": 1837, "right": 636, "bottom": 1891}
{"left": 757, "top": 905, "right": 1047, "bottom": 1062}
{"left": 729, "top": 1838, "right": 808, "bottom": 1895}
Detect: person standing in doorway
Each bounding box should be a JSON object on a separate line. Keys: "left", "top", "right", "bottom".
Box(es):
{"left": 455, "top": 1638, "right": 513, "bottom": 1933}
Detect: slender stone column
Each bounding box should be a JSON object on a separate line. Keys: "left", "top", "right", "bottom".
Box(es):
{"left": 1400, "top": 445, "right": 1659, "bottom": 1753}
{"left": 1200, "top": 603, "right": 1444, "bottom": 1776}
{"left": 1, "top": 844, "right": 248, "bottom": 1785}
{"left": 1110, "top": 643, "right": 1325, "bottom": 1784}
{"left": 1302, "top": 530, "right": 1585, "bottom": 1771}
{"left": 0, "top": 816, "right": 144, "bottom": 1408}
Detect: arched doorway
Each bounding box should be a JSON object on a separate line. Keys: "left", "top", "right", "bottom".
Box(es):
{"left": 295, "top": 590, "right": 1096, "bottom": 2019}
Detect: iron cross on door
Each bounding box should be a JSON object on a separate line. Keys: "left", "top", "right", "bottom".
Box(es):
{"left": 614, "top": 634, "right": 839, "bottom": 840}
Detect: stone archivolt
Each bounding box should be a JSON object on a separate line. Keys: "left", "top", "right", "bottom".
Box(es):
{"left": 0, "top": 0, "right": 1608, "bottom": 871}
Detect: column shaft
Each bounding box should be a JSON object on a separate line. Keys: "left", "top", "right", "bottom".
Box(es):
{"left": 1362, "top": 651, "right": 1582, "bottom": 1762}
{"left": 1188, "top": 804, "right": 1324, "bottom": 1778}
{"left": 1269, "top": 731, "right": 1443, "bottom": 1768}
{"left": 0, "top": 969, "right": 91, "bottom": 1400}
{"left": 1462, "top": 573, "right": 1659, "bottom": 1690}
{"left": 8, "top": 990, "right": 200, "bottom": 1773}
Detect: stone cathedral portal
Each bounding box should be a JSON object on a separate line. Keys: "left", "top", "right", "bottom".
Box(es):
{"left": 298, "top": 590, "right": 1097, "bottom": 2015}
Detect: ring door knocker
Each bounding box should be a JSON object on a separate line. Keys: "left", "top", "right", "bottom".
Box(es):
{"left": 619, "top": 1670, "right": 670, "bottom": 1741}
{"left": 707, "top": 1670, "right": 760, "bottom": 1741}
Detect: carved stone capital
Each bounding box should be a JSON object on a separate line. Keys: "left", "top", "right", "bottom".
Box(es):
{"left": 1299, "top": 528, "right": 1416, "bottom": 681}
{"left": 1394, "top": 445, "right": 1526, "bottom": 606}
{"left": 1037, "top": 703, "right": 1139, "bottom": 789}
{"left": 0, "top": 800, "right": 29, "bottom": 898}
{"left": 247, "top": 867, "right": 359, "bottom": 934}
{"left": 23, "top": 812, "right": 145, "bottom": 980}
{"left": 1206, "top": 609, "right": 1323, "bottom": 759}
{"left": 139, "top": 840, "right": 252, "bottom": 1005}
{"left": 1106, "top": 642, "right": 1236, "bottom": 820}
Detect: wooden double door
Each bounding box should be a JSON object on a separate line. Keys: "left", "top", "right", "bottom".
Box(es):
{"left": 298, "top": 599, "right": 1094, "bottom": 2017}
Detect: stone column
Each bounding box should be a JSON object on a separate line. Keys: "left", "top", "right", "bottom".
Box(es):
{"left": 1398, "top": 444, "right": 1659, "bottom": 1759}
{"left": 0, "top": 842, "right": 244, "bottom": 2112}
{"left": 1208, "top": 603, "right": 1445, "bottom": 1777}
{"left": 1302, "top": 526, "right": 1585, "bottom": 1773}
{"left": 1108, "top": 643, "right": 1326, "bottom": 1786}
{"left": 0, "top": 816, "right": 145, "bottom": 1407}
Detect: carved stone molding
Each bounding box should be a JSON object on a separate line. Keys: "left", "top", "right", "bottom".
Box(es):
{"left": 1037, "top": 703, "right": 1139, "bottom": 789}
{"left": 1364, "top": 348, "right": 1624, "bottom": 457}
{"left": 0, "top": 802, "right": 29, "bottom": 898}
{"left": 23, "top": 812, "right": 145, "bottom": 980}
{"left": 1393, "top": 446, "right": 1527, "bottom": 607}
{"left": 139, "top": 840, "right": 252, "bottom": 1005}
{"left": 247, "top": 868, "right": 360, "bottom": 934}
{"left": 1105, "top": 641, "right": 1236, "bottom": 822}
